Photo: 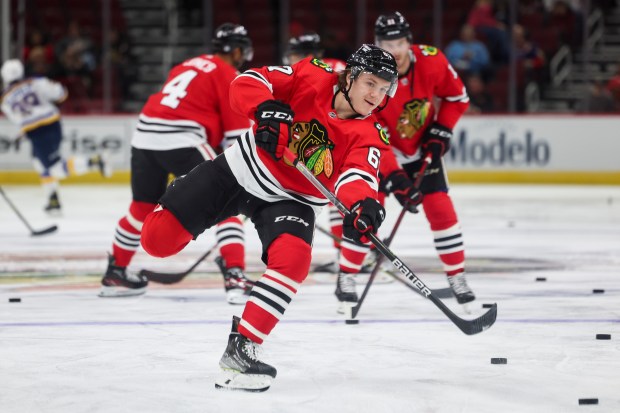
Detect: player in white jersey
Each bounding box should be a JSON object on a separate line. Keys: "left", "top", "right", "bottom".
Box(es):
{"left": 0, "top": 59, "right": 111, "bottom": 213}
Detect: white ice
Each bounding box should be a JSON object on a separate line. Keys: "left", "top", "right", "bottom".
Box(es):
{"left": 1, "top": 184, "right": 619, "bottom": 413}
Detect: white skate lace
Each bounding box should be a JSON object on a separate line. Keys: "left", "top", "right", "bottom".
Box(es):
{"left": 449, "top": 274, "right": 471, "bottom": 295}
{"left": 242, "top": 340, "right": 263, "bottom": 361}
{"left": 338, "top": 273, "right": 356, "bottom": 293}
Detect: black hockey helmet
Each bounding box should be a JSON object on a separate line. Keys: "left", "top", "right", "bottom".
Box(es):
{"left": 374, "top": 11, "right": 413, "bottom": 43}
{"left": 286, "top": 32, "right": 323, "bottom": 56}
{"left": 346, "top": 44, "right": 398, "bottom": 97}
{"left": 212, "top": 23, "right": 254, "bottom": 61}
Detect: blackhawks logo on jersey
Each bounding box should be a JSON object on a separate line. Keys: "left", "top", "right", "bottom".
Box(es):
{"left": 375, "top": 122, "right": 389, "bottom": 145}
{"left": 287, "top": 119, "right": 334, "bottom": 178}
{"left": 419, "top": 45, "right": 438, "bottom": 56}
{"left": 396, "top": 98, "right": 431, "bottom": 139}
{"left": 310, "top": 58, "right": 334, "bottom": 73}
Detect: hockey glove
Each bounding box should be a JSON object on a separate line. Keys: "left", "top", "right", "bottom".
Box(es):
{"left": 343, "top": 198, "right": 386, "bottom": 243}
{"left": 421, "top": 122, "right": 452, "bottom": 159}
{"left": 381, "top": 170, "right": 423, "bottom": 213}
{"left": 254, "top": 99, "right": 294, "bottom": 160}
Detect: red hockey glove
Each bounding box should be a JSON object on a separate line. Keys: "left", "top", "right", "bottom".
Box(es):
{"left": 381, "top": 169, "right": 423, "bottom": 213}
{"left": 343, "top": 198, "right": 386, "bottom": 243}
{"left": 421, "top": 122, "right": 452, "bottom": 159}
{"left": 254, "top": 100, "right": 294, "bottom": 160}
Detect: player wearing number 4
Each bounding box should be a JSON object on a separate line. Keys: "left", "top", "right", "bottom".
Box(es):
{"left": 99, "top": 23, "right": 254, "bottom": 302}
{"left": 374, "top": 12, "right": 475, "bottom": 305}
{"left": 139, "top": 44, "right": 404, "bottom": 391}
{"left": 1, "top": 59, "right": 112, "bottom": 214}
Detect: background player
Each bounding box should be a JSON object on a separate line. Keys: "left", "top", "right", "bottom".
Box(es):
{"left": 99, "top": 23, "right": 254, "bottom": 303}
{"left": 374, "top": 11, "right": 475, "bottom": 305}
{"left": 139, "top": 44, "right": 401, "bottom": 391}
{"left": 283, "top": 31, "right": 346, "bottom": 71}
{"left": 1, "top": 59, "right": 111, "bottom": 214}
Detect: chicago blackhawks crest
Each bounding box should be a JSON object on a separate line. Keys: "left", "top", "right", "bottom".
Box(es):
{"left": 396, "top": 98, "right": 431, "bottom": 139}
{"left": 287, "top": 119, "right": 334, "bottom": 178}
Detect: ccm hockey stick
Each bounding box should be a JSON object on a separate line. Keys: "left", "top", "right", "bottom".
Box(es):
{"left": 0, "top": 186, "right": 58, "bottom": 236}
{"left": 284, "top": 148, "right": 496, "bottom": 335}
{"left": 139, "top": 243, "right": 217, "bottom": 284}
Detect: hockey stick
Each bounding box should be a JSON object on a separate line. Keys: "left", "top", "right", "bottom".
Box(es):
{"left": 284, "top": 148, "right": 496, "bottom": 335}
{"left": 0, "top": 186, "right": 58, "bottom": 236}
{"left": 138, "top": 243, "right": 217, "bottom": 284}
{"left": 353, "top": 152, "right": 435, "bottom": 318}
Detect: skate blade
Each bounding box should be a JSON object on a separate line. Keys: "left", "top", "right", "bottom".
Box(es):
{"left": 214, "top": 370, "right": 273, "bottom": 392}
{"left": 226, "top": 289, "right": 250, "bottom": 305}
{"left": 98, "top": 285, "right": 147, "bottom": 298}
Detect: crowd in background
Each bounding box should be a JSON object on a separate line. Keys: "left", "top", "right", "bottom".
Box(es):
{"left": 11, "top": 0, "right": 620, "bottom": 114}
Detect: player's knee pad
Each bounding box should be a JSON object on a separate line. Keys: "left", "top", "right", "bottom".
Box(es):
{"left": 422, "top": 192, "right": 458, "bottom": 229}
{"left": 266, "top": 234, "right": 312, "bottom": 283}
{"left": 141, "top": 207, "right": 193, "bottom": 258}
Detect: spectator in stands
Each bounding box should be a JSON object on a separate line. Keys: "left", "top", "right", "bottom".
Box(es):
{"left": 606, "top": 66, "right": 620, "bottom": 111}
{"left": 55, "top": 20, "right": 97, "bottom": 95}
{"left": 106, "top": 28, "right": 136, "bottom": 104}
{"left": 445, "top": 24, "right": 492, "bottom": 81}
{"left": 23, "top": 29, "right": 55, "bottom": 77}
{"left": 576, "top": 81, "right": 616, "bottom": 113}
{"left": 544, "top": 0, "right": 581, "bottom": 47}
{"left": 465, "top": 75, "right": 495, "bottom": 113}
{"left": 513, "top": 24, "right": 546, "bottom": 82}
{"left": 467, "top": 0, "right": 510, "bottom": 63}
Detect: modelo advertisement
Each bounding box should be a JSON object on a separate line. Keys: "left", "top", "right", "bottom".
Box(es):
{"left": 1, "top": 115, "right": 619, "bottom": 172}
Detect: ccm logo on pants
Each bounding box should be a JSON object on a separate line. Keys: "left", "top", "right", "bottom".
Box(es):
{"left": 274, "top": 216, "right": 310, "bottom": 227}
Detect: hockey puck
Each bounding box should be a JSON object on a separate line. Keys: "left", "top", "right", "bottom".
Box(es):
{"left": 490, "top": 358, "right": 507, "bottom": 364}
{"left": 8, "top": 298, "right": 21, "bottom": 303}
{"left": 596, "top": 334, "right": 611, "bottom": 340}
{"left": 592, "top": 289, "right": 605, "bottom": 294}
{"left": 535, "top": 277, "right": 547, "bottom": 282}
{"left": 578, "top": 398, "right": 598, "bottom": 405}
{"left": 345, "top": 319, "right": 360, "bottom": 325}
{"left": 482, "top": 303, "right": 494, "bottom": 309}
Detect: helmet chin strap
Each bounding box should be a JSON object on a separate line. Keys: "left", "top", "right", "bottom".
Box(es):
{"left": 341, "top": 76, "right": 391, "bottom": 116}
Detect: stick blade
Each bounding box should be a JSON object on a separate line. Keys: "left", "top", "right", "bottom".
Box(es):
{"left": 30, "top": 225, "right": 58, "bottom": 236}
{"left": 457, "top": 303, "right": 497, "bottom": 335}
{"left": 138, "top": 269, "right": 188, "bottom": 284}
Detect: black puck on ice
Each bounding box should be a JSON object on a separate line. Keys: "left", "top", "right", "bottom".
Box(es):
{"left": 578, "top": 398, "right": 598, "bottom": 405}
{"left": 482, "top": 303, "right": 494, "bottom": 309}
{"left": 345, "top": 319, "right": 360, "bottom": 325}
{"left": 596, "top": 334, "right": 611, "bottom": 340}
{"left": 490, "top": 358, "right": 507, "bottom": 364}
{"left": 535, "top": 277, "right": 547, "bottom": 282}
{"left": 8, "top": 297, "right": 21, "bottom": 303}
{"left": 592, "top": 289, "right": 605, "bottom": 294}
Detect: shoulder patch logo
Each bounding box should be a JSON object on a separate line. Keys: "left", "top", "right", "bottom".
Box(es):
{"left": 311, "top": 58, "right": 334, "bottom": 73}
{"left": 419, "top": 45, "right": 438, "bottom": 57}
{"left": 375, "top": 122, "right": 390, "bottom": 145}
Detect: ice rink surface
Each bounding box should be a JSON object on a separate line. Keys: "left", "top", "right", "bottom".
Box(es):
{"left": 1, "top": 183, "right": 619, "bottom": 413}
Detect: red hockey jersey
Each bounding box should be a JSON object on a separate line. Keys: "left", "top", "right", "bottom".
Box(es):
{"left": 226, "top": 57, "right": 392, "bottom": 212}
{"left": 376, "top": 45, "right": 469, "bottom": 164}
{"left": 132, "top": 54, "right": 250, "bottom": 151}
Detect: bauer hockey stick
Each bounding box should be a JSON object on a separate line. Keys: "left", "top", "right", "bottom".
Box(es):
{"left": 0, "top": 186, "right": 58, "bottom": 236}
{"left": 284, "top": 148, "right": 497, "bottom": 335}
{"left": 138, "top": 243, "right": 217, "bottom": 284}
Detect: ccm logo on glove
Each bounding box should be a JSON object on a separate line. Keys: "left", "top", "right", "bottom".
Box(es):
{"left": 260, "top": 111, "right": 293, "bottom": 122}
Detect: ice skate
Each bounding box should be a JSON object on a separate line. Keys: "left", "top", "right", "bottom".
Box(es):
{"left": 447, "top": 273, "right": 475, "bottom": 305}
{"left": 335, "top": 271, "right": 358, "bottom": 314}
{"left": 89, "top": 153, "right": 113, "bottom": 178}
{"left": 215, "top": 256, "right": 254, "bottom": 305}
{"left": 215, "top": 316, "right": 277, "bottom": 392}
{"left": 44, "top": 191, "right": 62, "bottom": 215}
{"left": 99, "top": 255, "right": 148, "bottom": 297}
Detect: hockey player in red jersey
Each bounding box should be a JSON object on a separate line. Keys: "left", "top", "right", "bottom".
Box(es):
{"left": 99, "top": 23, "right": 254, "bottom": 303}
{"left": 139, "top": 44, "right": 403, "bottom": 391}
{"left": 374, "top": 11, "right": 475, "bottom": 305}
{"left": 283, "top": 32, "right": 346, "bottom": 72}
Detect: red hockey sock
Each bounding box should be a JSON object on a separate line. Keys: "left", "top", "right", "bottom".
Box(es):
{"left": 141, "top": 207, "right": 193, "bottom": 258}
{"left": 216, "top": 216, "right": 245, "bottom": 269}
{"left": 339, "top": 239, "right": 370, "bottom": 273}
{"left": 238, "top": 234, "right": 311, "bottom": 344}
{"left": 111, "top": 201, "right": 156, "bottom": 267}
{"left": 423, "top": 192, "right": 465, "bottom": 276}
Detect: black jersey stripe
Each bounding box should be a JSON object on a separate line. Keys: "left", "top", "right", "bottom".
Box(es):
{"left": 138, "top": 119, "right": 202, "bottom": 130}
{"left": 136, "top": 127, "right": 204, "bottom": 139}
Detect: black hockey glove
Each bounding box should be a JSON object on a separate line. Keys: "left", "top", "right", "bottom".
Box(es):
{"left": 421, "top": 122, "right": 452, "bottom": 159}
{"left": 381, "top": 169, "right": 423, "bottom": 213}
{"left": 254, "top": 99, "right": 294, "bottom": 160}
{"left": 343, "top": 198, "right": 386, "bottom": 243}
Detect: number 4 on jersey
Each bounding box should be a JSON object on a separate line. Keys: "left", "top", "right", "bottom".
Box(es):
{"left": 160, "top": 70, "right": 198, "bottom": 109}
